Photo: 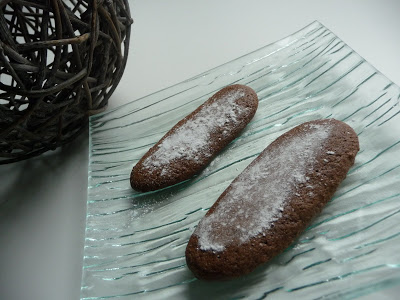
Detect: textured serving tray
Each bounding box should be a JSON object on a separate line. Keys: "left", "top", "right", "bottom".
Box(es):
{"left": 82, "top": 21, "right": 400, "bottom": 299}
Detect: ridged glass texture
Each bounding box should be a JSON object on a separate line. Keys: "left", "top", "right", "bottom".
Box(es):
{"left": 82, "top": 21, "right": 400, "bottom": 299}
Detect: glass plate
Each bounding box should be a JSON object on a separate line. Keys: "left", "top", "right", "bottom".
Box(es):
{"left": 81, "top": 21, "right": 400, "bottom": 299}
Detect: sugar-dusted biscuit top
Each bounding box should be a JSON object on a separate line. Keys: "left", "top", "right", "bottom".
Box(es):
{"left": 185, "top": 119, "right": 359, "bottom": 280}
{"left": 130, "top": 84, "right": 258, "bottom": 192}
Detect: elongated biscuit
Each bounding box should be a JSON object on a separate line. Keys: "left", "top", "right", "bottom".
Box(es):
{"left": 185, "top": 119, "right": 359, "bottom": 280}
{"left": 130, "top": 85, "right": 258, "bottom": 192}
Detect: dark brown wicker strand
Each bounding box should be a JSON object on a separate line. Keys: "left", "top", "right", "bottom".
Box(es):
{"left": 0, "top": 0, "right": 133, "bottom": 164}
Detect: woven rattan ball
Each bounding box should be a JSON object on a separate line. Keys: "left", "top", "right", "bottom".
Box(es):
{"left": 0, "top": 0, "right": 133, "bottom": 164}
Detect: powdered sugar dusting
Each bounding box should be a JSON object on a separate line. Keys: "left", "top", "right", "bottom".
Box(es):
{"left": 142, "top": 89, "right": 248, "bottom": 174}
{"left": 195, "top": 122, "right": 332, "bottom": 252}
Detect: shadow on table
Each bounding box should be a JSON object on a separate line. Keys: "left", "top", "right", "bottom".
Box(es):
{"left": 0, "top": 130, "right": 89, "bottom": 208}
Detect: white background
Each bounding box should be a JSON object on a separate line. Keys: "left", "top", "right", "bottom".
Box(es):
{"left": 1, "top": 1, "right": 400, "bottom": 299}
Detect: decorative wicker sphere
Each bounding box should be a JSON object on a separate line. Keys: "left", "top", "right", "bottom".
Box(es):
{"left": 0, "top": 0, "right": 133, "bottom": 164}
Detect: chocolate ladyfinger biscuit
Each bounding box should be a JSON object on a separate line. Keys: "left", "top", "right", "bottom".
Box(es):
{"left": 186, "top": 119, "right": 359, "bottom": 280}
{"left": 130, "top": 85, "right": 258, "bottom": 192}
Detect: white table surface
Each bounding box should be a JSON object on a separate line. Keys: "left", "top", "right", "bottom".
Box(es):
{"left": 1, "top": 1, "right": 400, "bottom": 299}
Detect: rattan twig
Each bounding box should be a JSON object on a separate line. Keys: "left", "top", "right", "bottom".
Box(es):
{"left": 0, "top": 0, "right": 133, "bottom": 163}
